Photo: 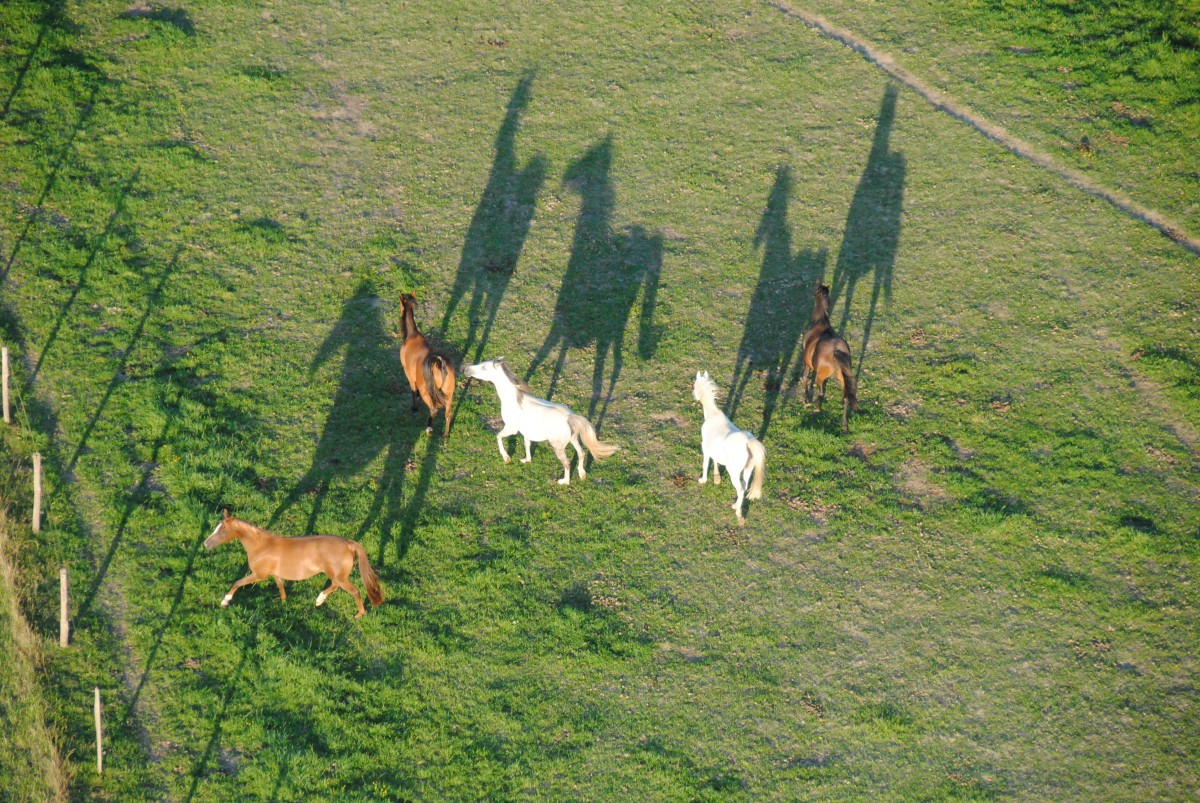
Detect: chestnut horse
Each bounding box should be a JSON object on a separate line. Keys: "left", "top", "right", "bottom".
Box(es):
{"left": 203, "top": 510, "right": 383, "bottom": 618}
{"left": 801, "top": 283, "right": 859, "bottom": 433}
{"left": 399, "top": 293, "right": 456, "bottom": 435}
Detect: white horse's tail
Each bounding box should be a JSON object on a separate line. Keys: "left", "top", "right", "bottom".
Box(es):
{"left": 746, "top": 438, "right": 766, "bottom": 500}
{"left": 568, "top": 414, "right": 619, "bottom": 459}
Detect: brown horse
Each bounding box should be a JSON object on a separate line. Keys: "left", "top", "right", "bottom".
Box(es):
{"left": 203, "top": 510, "right": 384, "bottom": 618}
{"left": 399, "top": 293, "right": 456, "bottom": 436}
{"left": 801, "top": 283, "right": 860, "bottom": 433}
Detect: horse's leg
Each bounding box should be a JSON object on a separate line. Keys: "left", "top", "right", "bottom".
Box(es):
{"left": 221, "top": 571, "right": 267, "bottom": 607}
{"left": 520, "top": 436, "right": 533, "bottom": 464}
{"left": 552, "top": 442, "right": 572, "bottom": 485}
{"left": 814, "top": 364, "right": 831, "bottom": 413}
{"left": 730, "top": 470, "right": 746, "bottom": 524}
{"left": 570, "top": 434, "right": 586, "bottom": 479}
{"left": 274, "top": 576, "right": 287, "bottom": 602}
{"left": 330, "top": 567, "right": 366, "bottom": 618}
{"left": 342, "top": 581, "right": 367, "bottom": 618}
{"left": 699, "top": 450, "right": 710, "bottom": 484}
{"left": 316, "top": 580, "right": 337, "bottom": 606}
{"left": 802, "top": 353, "right": 815, "bottom": 404}
{"left": 419, "top": 386, "right": 438, "bottom": 434}
{"left": 496, "top": 423, "right": 518, "bottom": 463}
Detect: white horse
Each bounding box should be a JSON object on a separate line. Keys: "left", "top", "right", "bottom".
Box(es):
{"left": 463, "top": 359, "right": 618, "bottom": 484}
{"left": 693, "top": 370, "right": 766, "bottom": 524}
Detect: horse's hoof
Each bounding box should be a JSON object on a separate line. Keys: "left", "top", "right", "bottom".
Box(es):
{"left": 502, "top": 456, "right": 511, "bottom": 464}
{"left": 315, "top": 591, "right": 327, "bottom": 606}
{"left": 220, "top": 595, "right": 232, "bottom": 607}
{"left": 698, "top": 477, "right": 707, "bottom": 484}
{"left": 557, "top": 478, "right": 570, "bottom": 485}
{"left": 425, "top": 426, "right": 433, "bottom": 434}
{"left": 355, "top": 610, "right": 366, "bottom": 619}
{"left": 520, "top": 457, "right": 532, "bottom": 464}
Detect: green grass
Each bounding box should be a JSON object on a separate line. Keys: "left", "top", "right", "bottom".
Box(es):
{"left": 795, "top": 0, "right": 1200, "bottom": 235}
{"left": 1, "top": 0, "right": 1198, "bottom": 799}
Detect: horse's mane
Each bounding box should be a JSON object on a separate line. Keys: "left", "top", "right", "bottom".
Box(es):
{"left": 498, "top": 361, "right": 532, "bottom": 400}
{"left": 695, "top": 372, "right": 720, "bottom": 402}
{"left": 228, "top": 516, "right": 271, "bottom": 538}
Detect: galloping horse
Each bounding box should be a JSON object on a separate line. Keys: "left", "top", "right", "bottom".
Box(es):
{"left": 399, "top": 293, "right": 456, "bottom": 436}
{"left": 463, "top": 358, "right": 618, "bottom": 484}
{"left": 692, "top": 371, "right": 766, "bottom": 525}
{"left": 801, "top": 283, "right": 859, "bottom": 433}
{"left": 203, "top": 510, "right": 384, "bottom": 618}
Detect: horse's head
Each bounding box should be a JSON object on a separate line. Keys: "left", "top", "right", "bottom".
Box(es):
{"left": 463, "top": 358, "right": 504, "bottom": 383}
{"left": 400, "top": 292, "right": 417, "bottom": 312}
{"left": 813, "top": 283, "right": 832, "bottom": 318}
{"left": 693, "top": 370, "right": 718, "bottom": 404}
{"left": 203, "top": 509, "right": 241, "bottom": 551}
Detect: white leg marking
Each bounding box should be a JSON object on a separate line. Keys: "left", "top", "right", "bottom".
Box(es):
{"left": 221, "top": 594, "right": 232, "bottom": 607}
{"left": 316, "top": 591, "right": 328, "bottom": 606}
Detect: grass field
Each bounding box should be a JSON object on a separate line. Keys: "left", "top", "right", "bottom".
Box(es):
{"left": 1, "top": 0, "right": 1198, "bottom": 799}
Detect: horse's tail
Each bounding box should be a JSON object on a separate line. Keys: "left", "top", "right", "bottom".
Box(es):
{"left": 568, "top": 414, "right": 619, "bottom": 459}
{"left": 422, "top": 352, "right": 454, "bottom": 409}
{"left": 835, "top": 350, "right": 860, "bottom": 410}
{"left": 746, "top": 437, "right": 766, "bottom": 500}
{"left": 351, "top": 541, "right": 385, "bottom": 607}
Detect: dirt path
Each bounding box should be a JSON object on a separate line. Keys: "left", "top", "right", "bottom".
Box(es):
{"left": 765, "top": 1, "right": 1200, "bottom": 257}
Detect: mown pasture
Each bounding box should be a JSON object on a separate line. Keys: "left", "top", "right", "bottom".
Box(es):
{"left": 1, "top": 0, "right": 1198, "bottom": 799}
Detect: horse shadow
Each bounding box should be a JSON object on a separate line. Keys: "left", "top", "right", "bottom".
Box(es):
{"left": 441, "top": 69, "right": 547, "bottom": 364}
{"left": 830, "top": 84, "right": 905, "bottom": 379}
{"left": 526, "top": 135, "right": 663, "bottom": 425}
{"left": 727, "top": 165, "right": 827, "bottom": 439}
{"left": 270, "top": 280, "right": 424, "bottom": 550}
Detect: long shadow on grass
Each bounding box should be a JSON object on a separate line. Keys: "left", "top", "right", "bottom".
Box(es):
{"left": 727, "top": 165, "right": 827, "bottom": 439}
{"left": 29, "top": 171, "right": 138, "bottom": 383}
{"left": 184, "top": 616, "right": 258, "bottom": 802}
{"left": 360, "top": 429, "right": 439, "bottom": 572}
{"left": 829, "top": 84, "right": 905, "bottom": 380}
{"left": 2, "top": 80, "right": 106, "bottom": 284}
{"left": 270, "top": 281, "right": 422, "bottom": 548}
{"left": 120, "top": 513, "right": 207, "bottom": 731}
{"left": 0, "top": 1, "right": 76, "bottom": 121}
{"left": 441, "top": 69, "right": 546, "bottom": 364}
{"left": 76, "top": 408, "right": 173, "bottom": 622}
{"left": 67, "top": 246, "right": 177, "bottom": 473}
{"left": 527, "top": 135, "right": 663, "bottom": 425}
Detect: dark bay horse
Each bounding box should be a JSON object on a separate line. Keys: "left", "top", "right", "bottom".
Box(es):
{"left": 399, "top": 293, "right": 456, "bottom": 436}
{"left": 802, "top": 283, "right": 860, "bottom": 433}
{"left": 204, "top": 510, "right": 384, "bottom": 617}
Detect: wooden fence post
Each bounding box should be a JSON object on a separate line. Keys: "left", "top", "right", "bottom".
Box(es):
{"left": 94, "top": 687, "right": 103, "bottom": 774}
{"left": 32, "top": 452, "right": 42, "bottom": 533}
{"left": 60, "top": 568, "right": 69, "bottom": 647}
{"left": 2, "top": 345, "right": 9, "bottom": 424}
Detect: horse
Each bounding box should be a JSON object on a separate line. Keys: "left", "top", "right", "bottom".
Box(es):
{"left": 801, "top": 283, "right": 860, "bottom": 433}
{"left": 399, "top": 292, "right": 456, "bottom": 436}
{"left": 203, "top": 510, "right": 384, "bottom": 618}
{"left": 692, "top": 371, "right": 766, "bottom": 525}
{"left": 463, "top": 358, "right": 618, "bottom": 484}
